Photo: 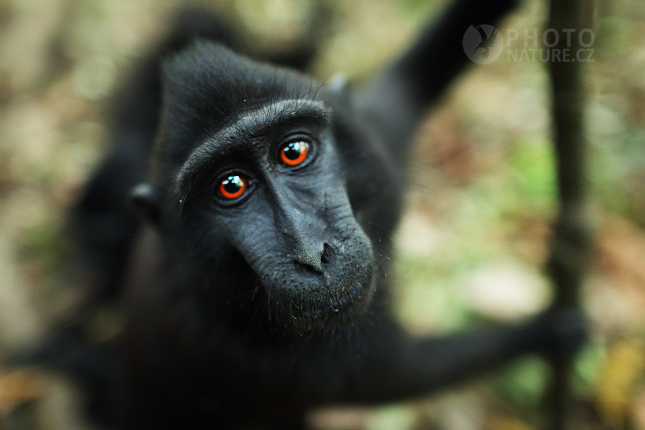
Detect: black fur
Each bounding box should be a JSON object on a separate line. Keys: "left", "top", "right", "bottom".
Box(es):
{"left": 54, "top": 1, "right": 587, "bottom": 429}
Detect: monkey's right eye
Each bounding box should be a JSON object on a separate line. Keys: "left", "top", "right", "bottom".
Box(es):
{"left": 217, "top": 174, "right": 248, "bottom": 200}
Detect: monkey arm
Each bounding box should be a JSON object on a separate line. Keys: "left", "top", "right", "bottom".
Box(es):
{"left": 339, "top": 324, "right": 540, "bottom": 403}
{"left": 320, "top": 310, "right": 585, "bottom": 404}
{"left": 357, "top": 0, "right": 518, "bottom": 164}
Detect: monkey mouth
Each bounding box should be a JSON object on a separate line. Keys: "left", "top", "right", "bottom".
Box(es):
{"left": 308, "top": 283, "right": 365, "bottom": 320}
{"left": 289, "top": 275, "right": 375, "bottom": 333}
{"left": 261, "top": 241, "right": 377, "bottom": 333}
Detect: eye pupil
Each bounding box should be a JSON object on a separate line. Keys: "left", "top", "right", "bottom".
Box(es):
{"left": 280, "top": 141, "right": 309, "bottom": 166}
{"left": 223, "top": 176, "right": 242, "bottom": 193}
{"left": 219, "top": 175, "right": 247, "bottom": 200}
{"left": 284, "top": 142, "right": 303, "bottom": 160}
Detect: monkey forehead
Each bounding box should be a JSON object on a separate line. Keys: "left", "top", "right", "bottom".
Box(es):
{"left": 176, "top": 98, "right": 331, "bottom": 188}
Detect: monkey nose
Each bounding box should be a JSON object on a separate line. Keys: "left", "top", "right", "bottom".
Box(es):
{"left": 293, "top": 240, "right": 335, "bottom": 274}
{"left": 294, "top": 247, "right": 325, "bottom": 274}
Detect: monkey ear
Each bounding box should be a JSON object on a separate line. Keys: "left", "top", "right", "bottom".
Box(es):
{"left": 327, "top": 73, "right": 350, "bottom": 100}
{"left": 129, "top": 182, "right": 161, "bottom": 225}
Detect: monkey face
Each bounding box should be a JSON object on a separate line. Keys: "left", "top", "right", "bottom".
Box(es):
{"left": 128, "top": 43, "right": 398, "bottom": 335}
{"left": 161, "top": 99, "right": 378, "bottom": 334}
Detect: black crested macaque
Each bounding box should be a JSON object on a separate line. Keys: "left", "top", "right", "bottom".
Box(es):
{"left": 60, "top": 0, "right": 586, "bottom": 429}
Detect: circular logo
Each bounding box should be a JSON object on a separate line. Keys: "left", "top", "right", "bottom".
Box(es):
{"left": 463, "top": 25, "right": 503, "bottom": 65}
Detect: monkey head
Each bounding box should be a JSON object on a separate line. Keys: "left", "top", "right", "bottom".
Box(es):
{"left": 129, "top": 42, "right": 400, "bottom": 334}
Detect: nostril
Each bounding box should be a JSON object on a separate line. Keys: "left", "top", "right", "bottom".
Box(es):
{"left": 321, "top": 243, "right": 333, "bottom": 264}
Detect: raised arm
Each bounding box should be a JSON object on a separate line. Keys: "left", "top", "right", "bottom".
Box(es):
{"left": 357, "top": 0, "right": 518, "bottom": 165}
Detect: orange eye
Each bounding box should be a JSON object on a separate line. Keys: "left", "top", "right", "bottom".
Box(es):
{"left": 218, "top": 174, "right": 247, "bottom": 200}
{"left": 280, "top": 140, "right": 309, "bottom": 166}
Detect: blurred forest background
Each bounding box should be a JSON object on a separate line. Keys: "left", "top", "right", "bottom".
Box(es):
{"left": 0, "top": 0, "right": 645, "bottom": 429}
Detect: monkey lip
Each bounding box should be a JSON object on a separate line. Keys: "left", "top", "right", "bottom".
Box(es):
{"left": 307, "top": 283, "right": 368, "bottom": 320}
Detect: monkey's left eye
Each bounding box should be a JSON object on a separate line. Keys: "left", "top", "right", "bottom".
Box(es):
{"left": 217, "top": 174, "right": 248, "bottom": 200}
{"left": 279, "top": 140, "right": 310, "bottom": 167}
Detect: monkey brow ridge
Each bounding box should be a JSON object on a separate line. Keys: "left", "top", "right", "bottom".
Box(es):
{"left": 176, "top": 99, "right": 332, "bottom": 190}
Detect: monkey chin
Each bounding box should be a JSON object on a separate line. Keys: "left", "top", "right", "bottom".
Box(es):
{"left": 273, "top": 272, "right": 377, "bottom": 336}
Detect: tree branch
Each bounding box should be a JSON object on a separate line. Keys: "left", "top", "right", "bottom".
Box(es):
{"left": 545, "top": 0, "right": 594, "bottom": 429}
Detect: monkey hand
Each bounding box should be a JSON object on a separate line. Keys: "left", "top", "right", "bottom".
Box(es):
{"left": 521, "top": 307, "right": 589, "bottom": 356}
